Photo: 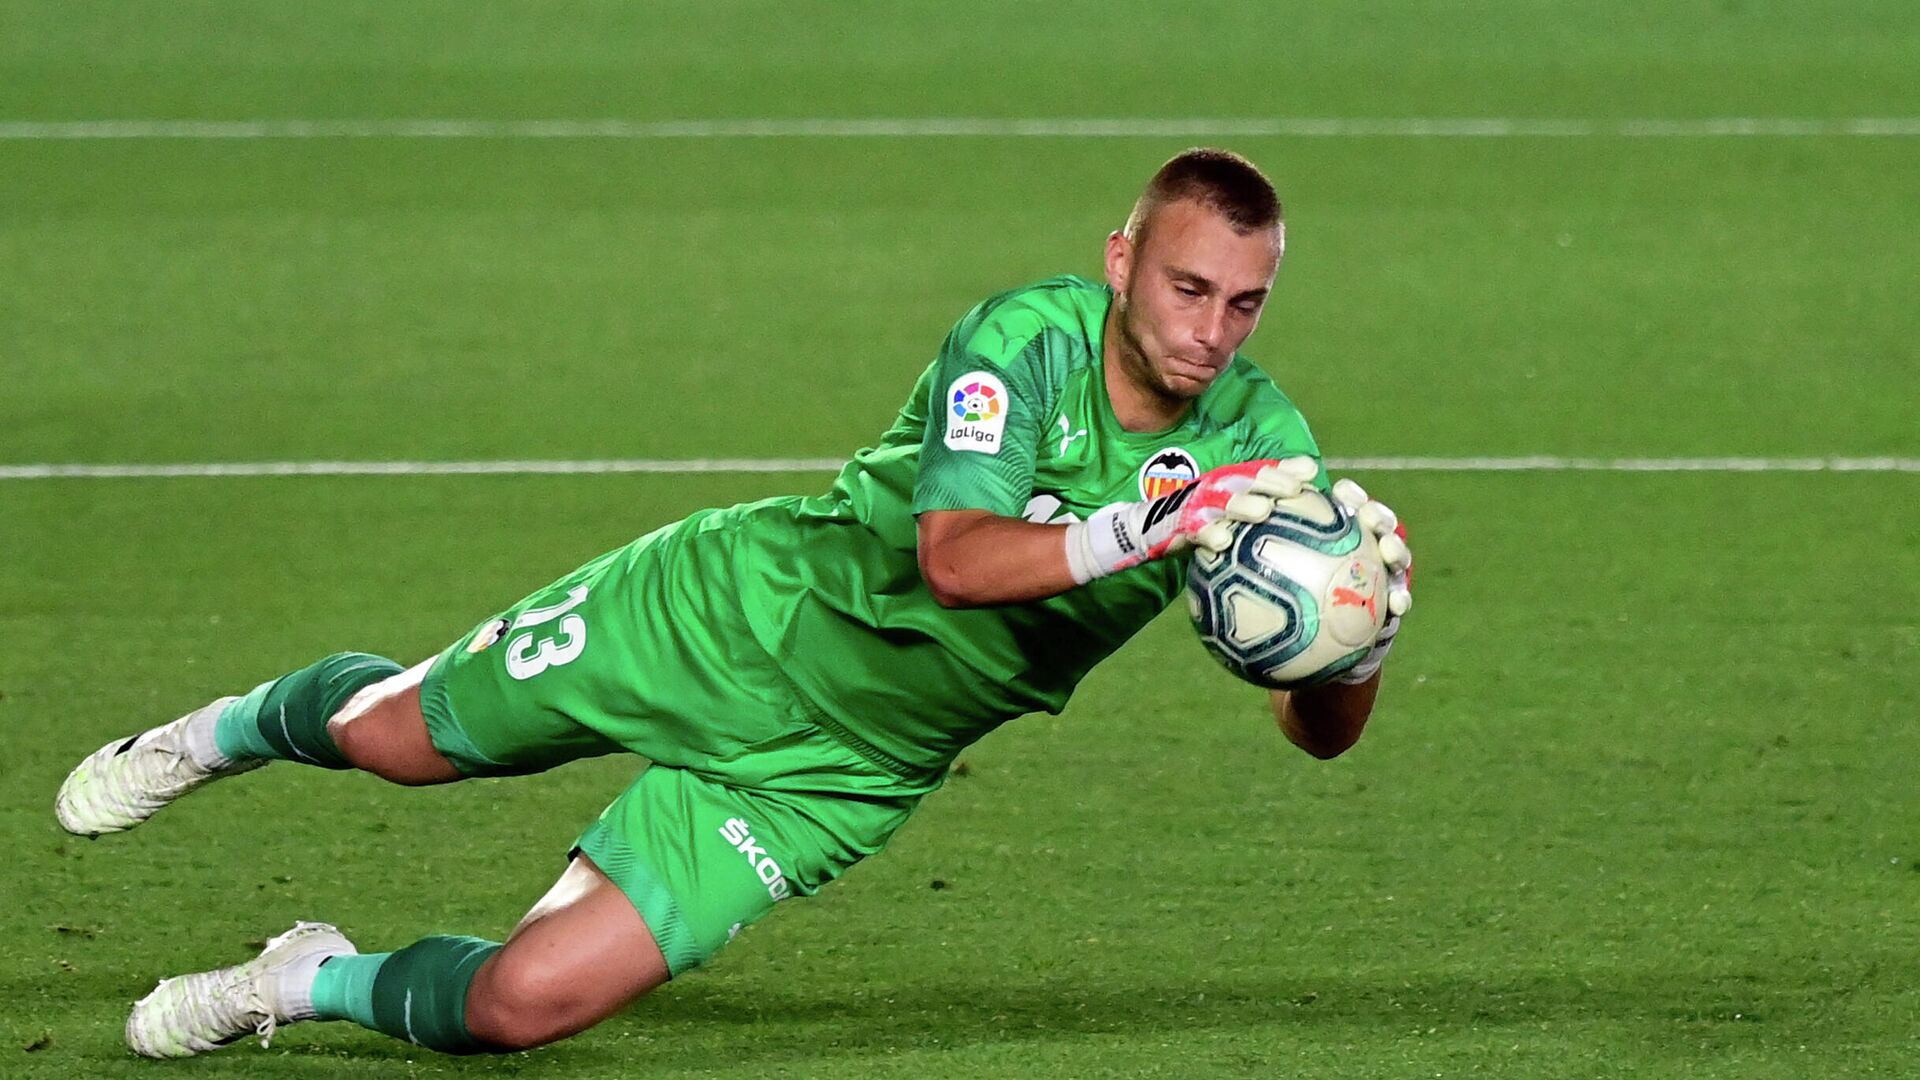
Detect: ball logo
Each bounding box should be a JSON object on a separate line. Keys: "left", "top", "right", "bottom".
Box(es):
{"left": 1329, "top": 559, "right": 1379, "bottom": 620}
{"left": 1138, "top": 447, "right": 1200, "bottom": 500}
{"left": 943, "top": 370, "right": 1009, "bottom": 456}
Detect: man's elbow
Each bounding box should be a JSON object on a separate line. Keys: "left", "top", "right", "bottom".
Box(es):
{"left": 1275, "top": 686, "right": 1371, "bottom": 760}
{"left": 918, "top": 553, "right": 981, "bottom": 609}
{"left": 926, "top": 576, "right": 974, "bottom": 609}
{"left": 1295, "top": 729, "right": 1361, "bottom": 760}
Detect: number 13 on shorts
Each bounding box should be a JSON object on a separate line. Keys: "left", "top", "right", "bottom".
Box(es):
{"left": 505, "top": 585, "right": 590, "bottom": 681}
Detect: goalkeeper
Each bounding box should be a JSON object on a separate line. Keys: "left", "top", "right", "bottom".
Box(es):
{"left": 56, "top": 147, "right": 1413, "bottom": 1058}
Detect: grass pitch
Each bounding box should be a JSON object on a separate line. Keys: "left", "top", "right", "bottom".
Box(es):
{"left": 4, "top": 4, "right": 1918, "bottom": 1077}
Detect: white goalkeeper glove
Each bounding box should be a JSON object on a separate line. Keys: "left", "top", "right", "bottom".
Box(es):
{"left": 1328, "top": 477, "right": 1413, "bottom": 684}
{"left": 1064, "top": 456, "right": 1321, "bottom": 584}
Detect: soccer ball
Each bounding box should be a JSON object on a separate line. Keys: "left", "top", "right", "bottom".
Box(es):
{"left": 1186, "top": 488, "right": 1389, "bottom": 688}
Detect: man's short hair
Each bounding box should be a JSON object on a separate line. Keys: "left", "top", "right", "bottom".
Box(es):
{"left": 1123, "top": 148, "right": 1284, "bottom": 248}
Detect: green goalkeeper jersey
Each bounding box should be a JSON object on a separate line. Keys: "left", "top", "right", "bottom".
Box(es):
{"left": 712, "top": 275, "right": 1323, "bottom": 777}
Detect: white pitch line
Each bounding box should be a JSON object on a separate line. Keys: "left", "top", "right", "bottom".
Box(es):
{"left": 3, "top": 117, "right": 1920, "bottom": 141}
{"left": 0, "top": 456, "right": 1914, "bottom": 480}
{"left": 0, "top": 458, "right": 848, "bottom": 479}
{"left": 1332, "top": 456, "right": 1919, "bottom": 473}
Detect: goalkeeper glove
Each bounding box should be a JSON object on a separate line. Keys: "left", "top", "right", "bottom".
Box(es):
{"left": 1064, "top": 456, "right": 1320, "bottom": 584}
{"left": 1328, "top": 478, "right": 1413, "bottom": 684}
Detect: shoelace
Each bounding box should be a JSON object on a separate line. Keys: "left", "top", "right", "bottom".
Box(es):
{"left": 237, "top": 973, "right": 278, "bottom": 1047}
{"left": 109, "top": 756, "right": 160, "bottom": 817}
{"left": 205, "top": 969, "right": 277, "bottom": 1049}
{"left": 116, "top": 740, "right": 194, "bottom": 810}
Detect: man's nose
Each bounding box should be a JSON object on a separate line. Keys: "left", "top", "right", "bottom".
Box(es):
{"left": 1192, "top": 303, "right": 1227, "bottom": 350}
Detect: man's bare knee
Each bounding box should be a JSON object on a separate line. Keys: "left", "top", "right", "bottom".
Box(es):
{"left": 324, "top": 662, "right": 459, "bottom": 785}
{"left": 328, "top": 713, "right": 426, "bottom": 786}
{"left": 464, "top": 958, "right": 606, "bottom": 1050}
{"left": 463, "top": 857, "right": 668, "bottom": 1050}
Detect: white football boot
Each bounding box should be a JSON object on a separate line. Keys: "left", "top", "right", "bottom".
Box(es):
{"left": 126, "top": 921, "right": 356, "bottom": 1058}
{"left": 55, "top": 696, "right": 264, "bottom": 836}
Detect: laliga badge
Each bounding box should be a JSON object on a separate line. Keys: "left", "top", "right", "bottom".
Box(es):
{"left": 466, "top": 617, "right": 511, "bottom": 654}
{"left": 944, "top": 370, "right": 1008, "bottom": 455}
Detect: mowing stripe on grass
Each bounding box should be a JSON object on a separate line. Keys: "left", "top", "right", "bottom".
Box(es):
{"left": 3, "top": 118, "right": 1920, "bottom": 140}
{"left": 0, "top": 457, "right": 1914, "bottom": 480}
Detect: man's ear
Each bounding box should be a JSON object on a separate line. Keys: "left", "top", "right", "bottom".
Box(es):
{"left": 1104, "top": 230, "right": 1133, "bottom": 294}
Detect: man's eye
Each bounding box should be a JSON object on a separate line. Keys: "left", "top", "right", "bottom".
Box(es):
{"left": 1175, "top": 285, "right": 1201, "bottom": 297}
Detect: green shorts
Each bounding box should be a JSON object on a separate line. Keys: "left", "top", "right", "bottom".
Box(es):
{"left": 417, "top": 515, "right": 936, "bottom": 975}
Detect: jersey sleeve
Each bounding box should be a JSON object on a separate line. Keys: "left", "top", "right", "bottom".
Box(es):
{"left": 911, "top": 304, "right": 1061, "bottom": 517}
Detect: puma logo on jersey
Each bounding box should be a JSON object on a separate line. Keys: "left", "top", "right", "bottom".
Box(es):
{"left": 1056, "top": 415, "right": 1089, "bottom": 457}
{"left": 718, "top": 817, "right": 792, "bottom": 901}
{"left": 1021, "top": 493, "right": 1081, "bottom": 525}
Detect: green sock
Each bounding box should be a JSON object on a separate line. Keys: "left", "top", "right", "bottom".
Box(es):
{"left": 310, "top": 953, "right": 385, "bottom": 1029}
{"left": 212, "top": 653, "right": 402, "bottom": 769}
{"left": 309, "top": 935, "right": 500, "bottom": 1054}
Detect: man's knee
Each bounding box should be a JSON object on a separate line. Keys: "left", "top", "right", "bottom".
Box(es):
{"left": 464, "top": 954, "right": 609, "bottom": 1050}
{"left": 325, "top": 664, "right": 458, "bottom": 785}
{"left": 325, "top": 708, "right": 405, "bottom": 783}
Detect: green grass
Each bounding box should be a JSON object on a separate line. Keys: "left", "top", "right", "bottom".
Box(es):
{"left": 5, "top": 474, "right": 1916, "bottom": 1077}
{"left": 3, "top": 3, "right": 1918, "bottom": 1077}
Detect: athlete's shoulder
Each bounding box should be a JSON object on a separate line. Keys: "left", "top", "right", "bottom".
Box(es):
{"left": 947, "top": 275, "right": 1109, "bottom": 371}
{"left": 1196, "top": 354, "right": 1321, "bottom": 456}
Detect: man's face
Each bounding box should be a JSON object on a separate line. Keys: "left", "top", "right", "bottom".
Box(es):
{"left": 1105, "top": 198, "right": 1282, "bottom": 402}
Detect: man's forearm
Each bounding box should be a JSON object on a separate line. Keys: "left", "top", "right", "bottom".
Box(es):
{"left": 1270, "top": 674, "right": 1378, "bottom": 759}
{"left": 916, "top": 511, "right": 1081, "bottom": 607}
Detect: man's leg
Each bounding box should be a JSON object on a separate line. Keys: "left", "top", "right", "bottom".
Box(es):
{"left": 293, "top": 753, "right": 922, "bottom": 1055}
{"left": 56, "top": 653, "right": 457, "bottom": 836}
{"left": 122, "top": 750, "right": 908, "bottom": 1058}
{"left": 461, "top": 856, "right": 670, "bottom": 1048}
{"left": 125, "top": 853, "right": 668, "bottom": 1057}
{"left": 309, "top": 855, "right": 668, "bottom": 1052}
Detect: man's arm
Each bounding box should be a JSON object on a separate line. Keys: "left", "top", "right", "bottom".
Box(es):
{"left": 916, "top": 459, "right": 1313, "bottom": 609}
{"left": 1269, "top": 676, "right": 1377, "bottom": 759}
{"left": 917, "top": 505, "right": 1390, "bottom": 740}
{"left": 916, "top": 510, "right": 1078, "bottom": 608}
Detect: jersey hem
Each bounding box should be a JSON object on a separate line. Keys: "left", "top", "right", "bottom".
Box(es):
{"left": 768, "top": 665, "right": 949, "bottom": 788}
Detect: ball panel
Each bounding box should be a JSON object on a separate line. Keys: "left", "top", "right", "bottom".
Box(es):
{"left": 1220, "top": 579, "right": 1300, "bottom": 651}
{"left": 1253, "top": 644, "right": 1370, "bottom": 688}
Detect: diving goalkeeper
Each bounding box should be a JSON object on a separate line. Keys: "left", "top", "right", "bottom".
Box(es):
{"left": 56, "top": 147, "right": 1413, "bottom": 1058}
